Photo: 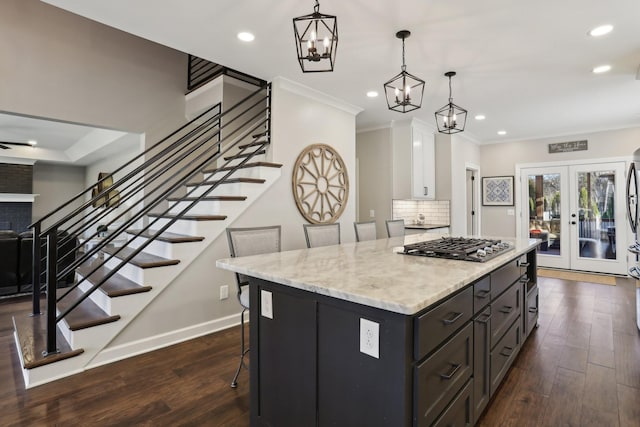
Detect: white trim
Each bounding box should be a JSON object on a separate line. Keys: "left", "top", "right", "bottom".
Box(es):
{"left": 184, "top": 75, "right": 224, "bottom": 103}
{"left": 272, "top": 76, "right": 363, "bottom": 116}
{"left": 85, "top": 312, "right": 241, "bottom": 369}
{"left": 0, "top": 193, "right": 39, "bottom": 202}
{"left": 0, "top": 156, "right": 36, "bottom": 165}
{"left": 479, "top": 124, "right": 640, "bottom": 146}
{"left": 465, "top": 162, "right": 481, "bottom": 236}
{"left": 517, "top": 155, "right": 631, "bottom": 170}
{"left": 356, "top": 123, "right": 391, "bottom": 134}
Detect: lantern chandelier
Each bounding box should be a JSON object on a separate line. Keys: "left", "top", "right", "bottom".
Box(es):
{"left": 383, "top": 30, "right": 425, "bottom": 113}
{"left": 292, "top": 0, "right": 338, "bottom": 73}
{"left": 434, "top": 71, "right": 468, "bottom": 134}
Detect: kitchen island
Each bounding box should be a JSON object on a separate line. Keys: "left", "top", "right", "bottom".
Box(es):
{"left": 217, "top": 234, "right": 539, "bottom": 427}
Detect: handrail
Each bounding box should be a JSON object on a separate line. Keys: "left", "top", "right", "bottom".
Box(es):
{"left": 33, "top": 82, "right": 272, "bottom": 355}
{"left": 187, "top": 55, "right": 267, "bottom": 91}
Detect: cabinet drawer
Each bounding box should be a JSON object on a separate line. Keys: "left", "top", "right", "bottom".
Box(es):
{"left": 415, "top": 287, "right": 473, "bottom": 360}
{"left": 473, "top": 275, "right": 491, "bottom": 314}
{"left": 490, "top": 316, "right": 521, "bottom": 397}
{"left": 525, "top": 284, "right": 539, "bottom": 337}
{"left": 432, "top": 379, "right": 473, "bottom": 427}
{"left": 415, "top": 323, "right": 473, "bottom": 427}
{"left": 490, "top": 282, "right": 521, "bottom": 348}
{"left": 491, "top": 259, "right": 521, "bottom": 299}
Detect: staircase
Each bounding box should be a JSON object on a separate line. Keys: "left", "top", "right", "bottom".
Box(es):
{"left": 12, "top": 82, "right": 281, "bottom": 388}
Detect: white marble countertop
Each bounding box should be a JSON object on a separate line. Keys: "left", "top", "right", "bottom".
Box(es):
{"left": 404, "top": 223, "right": 450, "bottom": 230}
{"left": 216, "top": 233, "right": 539, "bottom": 315}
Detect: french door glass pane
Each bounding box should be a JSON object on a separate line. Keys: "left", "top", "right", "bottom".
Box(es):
{"left": 576, "top": 170, "right": 616, "bottom": 260}
{"left": 528, "top": 174, "right": 561, "bottom": 256}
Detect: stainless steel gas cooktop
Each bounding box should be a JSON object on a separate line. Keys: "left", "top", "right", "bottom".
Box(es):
{"left": 400, "top": 237, "right": 513, "bottom": 262}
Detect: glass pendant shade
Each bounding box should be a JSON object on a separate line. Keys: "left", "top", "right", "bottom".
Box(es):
{"left": 384, "top": 30, "right": 425, "bottom": 113}
{"left": 293, "top": 0, "right": 338, "bottom": 73}
{"left": 435, "top": 71, "right": 467, "bottom": 134}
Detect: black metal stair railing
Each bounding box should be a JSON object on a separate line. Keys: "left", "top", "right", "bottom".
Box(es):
{"left": 188, "top": 55, "right": 267, "bottom": 91}
{"left": 29, "top": 82, "right": 272, "bottom": 356}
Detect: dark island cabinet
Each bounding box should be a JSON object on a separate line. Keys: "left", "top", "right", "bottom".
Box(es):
{"left": 247, "top": 248, "right": 537, "bottom": 427}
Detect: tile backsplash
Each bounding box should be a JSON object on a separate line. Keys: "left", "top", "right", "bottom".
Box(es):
{"left": 392, "top": 199, "right": 450, "bottom": 225}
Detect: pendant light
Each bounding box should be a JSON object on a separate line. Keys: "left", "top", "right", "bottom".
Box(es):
{"left": 383, "top": 30, "right": 425, "bottom": 113}
{"left": 435, "top": 71, "right": 468, "bottom": 134}
{"left": 292, "top": 0, "right": 338, "bottom": 73}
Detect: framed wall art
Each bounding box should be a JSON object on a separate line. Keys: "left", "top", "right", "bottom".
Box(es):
{"left": 482, "top": 176, "right": 514, "bottom": 206}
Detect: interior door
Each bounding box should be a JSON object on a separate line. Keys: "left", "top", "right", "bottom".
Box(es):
{"left": 521, "top": 162, "right": 627, "bottom": 274}
{"left": 568, "top": 162, "right": 627, "bottom": 274}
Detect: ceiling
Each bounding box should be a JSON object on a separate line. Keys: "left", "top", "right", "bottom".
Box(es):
{"left": 38, "top": 0, "right": 640, "bottom": 144}
{"left": 0, "top": 112, "right": 137, "bottom": 166}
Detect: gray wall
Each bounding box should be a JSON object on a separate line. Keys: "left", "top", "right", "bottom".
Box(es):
{"left": 480, "top": 127, "right": 640, "bottom": 237}
{"left": 33, "top": 162, "right": 86, "bottom": 225}
{"left": 0, "top": 0, "right": 188, "bottom": 221}
{"left": 0, "top": 0, "right": 187, "bottom": 146}
{"left": 356, "top": 128, "right": 392, "bottom": 238}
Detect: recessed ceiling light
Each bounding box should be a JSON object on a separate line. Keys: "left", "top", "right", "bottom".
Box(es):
{"left": 366, "top": 91, "right": 379, "bottom": 98}
{"left": 27, "top": 140, "right": 37, "bottom": 146}
{"left": 592, "top": 64, "right": 611, "bottom": 74}
{"left": 588, "top": 25, "right": 613, "bottom": 37}
{"left": 237, "top": 32, "right": 255, "bottom": 42}
{"left": 497, "top": 130, "right": 507, "bottom": 136}
{"left": 475, "top": 115, "right": 486, "bottom": 121}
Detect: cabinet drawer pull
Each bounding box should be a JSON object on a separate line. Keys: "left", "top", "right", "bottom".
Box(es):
{"left": 499, "top": 306, "right": 514, "bottom": 314}
{"left": 528, "top": 307, "right": 538, "bottom": 314}
{"left": 476, "top": 289, "right": 490, "bottom": 299}
{"left": 439, "top": 363, "right": 461, "bottom": 380}
{"left": 500, "top": 346, "right": 514, "bottom": 357}
{"left": 476, "top": 313, "right": 491, "bottom": 324}
{"left": 424, "top": 186, "right": 428, "bottom": 196}
{"left": 518, "top": 262, "right": 530, "bottom": 268}
{"left": 519, "top": 276, "right": 529, "bottom": 283}
{"left": 442, "top": 312, "right": 463, "bottom": 325}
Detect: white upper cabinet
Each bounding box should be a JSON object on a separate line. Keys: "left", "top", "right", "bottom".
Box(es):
{"left": 392, "top": 119, "right": 436, "bottom": 200}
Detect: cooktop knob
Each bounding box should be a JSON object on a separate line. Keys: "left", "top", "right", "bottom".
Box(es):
{"left": 477, "top": 249, "right": 487, "bottom": 257}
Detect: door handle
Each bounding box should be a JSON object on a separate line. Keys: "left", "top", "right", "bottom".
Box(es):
{"left": 476, "top": 289, "right": 490, "bottom": 299}
{"left": 442, "top": 312, "right": 463, "bottom": 325}
{"left": 499, "top": 306, "right": 514, "bottom": 314}
{"left": 500, "top": 346, "right": 514, "bottom": 357}
{"left": 439, "top": 363, "right": 461, "bottom": 380}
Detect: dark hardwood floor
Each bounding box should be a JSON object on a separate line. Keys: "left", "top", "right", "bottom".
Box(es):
{"left": 1, "top": 276, "right": 639, "bottom": 426}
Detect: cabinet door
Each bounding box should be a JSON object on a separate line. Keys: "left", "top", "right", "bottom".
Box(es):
{"left": 412, "top": 125, "right": 435, "bottom": 199}
{"left": 473, "top": 307, "right": 491, "bottom": 423}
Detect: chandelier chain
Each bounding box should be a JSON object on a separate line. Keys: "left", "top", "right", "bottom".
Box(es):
{"left": 314, "top": 0, "right": 320, "bottom": 13}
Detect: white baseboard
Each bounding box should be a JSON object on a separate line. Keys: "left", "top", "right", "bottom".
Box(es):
{"left": 86, "top": 312, "right": 242, "bottom": 369}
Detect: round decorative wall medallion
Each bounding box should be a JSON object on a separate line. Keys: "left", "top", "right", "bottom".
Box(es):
{"left": 292, "top": 144, "right": 349, "bottom": 224}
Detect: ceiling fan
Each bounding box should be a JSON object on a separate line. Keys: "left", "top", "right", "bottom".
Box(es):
{"left": 0, "top": 140, "right": 37, "bottom": 150}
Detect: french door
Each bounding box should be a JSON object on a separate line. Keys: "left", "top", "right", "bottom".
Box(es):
{"left": 520, "top": 161, "right": 627, "bottom": 275}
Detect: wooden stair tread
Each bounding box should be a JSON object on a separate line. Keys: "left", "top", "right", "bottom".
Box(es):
{"left": 57, "top": 287, "right": 121, "bottom": 331}
{"left": 166, "top": 195, "right": 247, "bottom": 203}
{"left": 102, "top": 245, "right": 180, "bottom": 268}
{"left": 147, "top": 213, "right": 227, "bottom": 221}
{"left": 187, "top": 177, "right": 266, "bottom": 188}
{"left": 77, "top": 260, "right": 152, "bottom": 297}
{"left": 238, "top": 140, "right": 268, "bottom": 150}
{"left": 223, "top": 149, "right": 266, "bottom": 161}
{"left": 125, "top": 229, "right": 206, "bottom": 243}
{"left": 13, "top": 311, "right": 84, "bottom": 369}
{"left": 204, "top": 177, "right": 266, "bottom": 185}
{"left": 202, "top": 161, "right": 282, "bottom": 175}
